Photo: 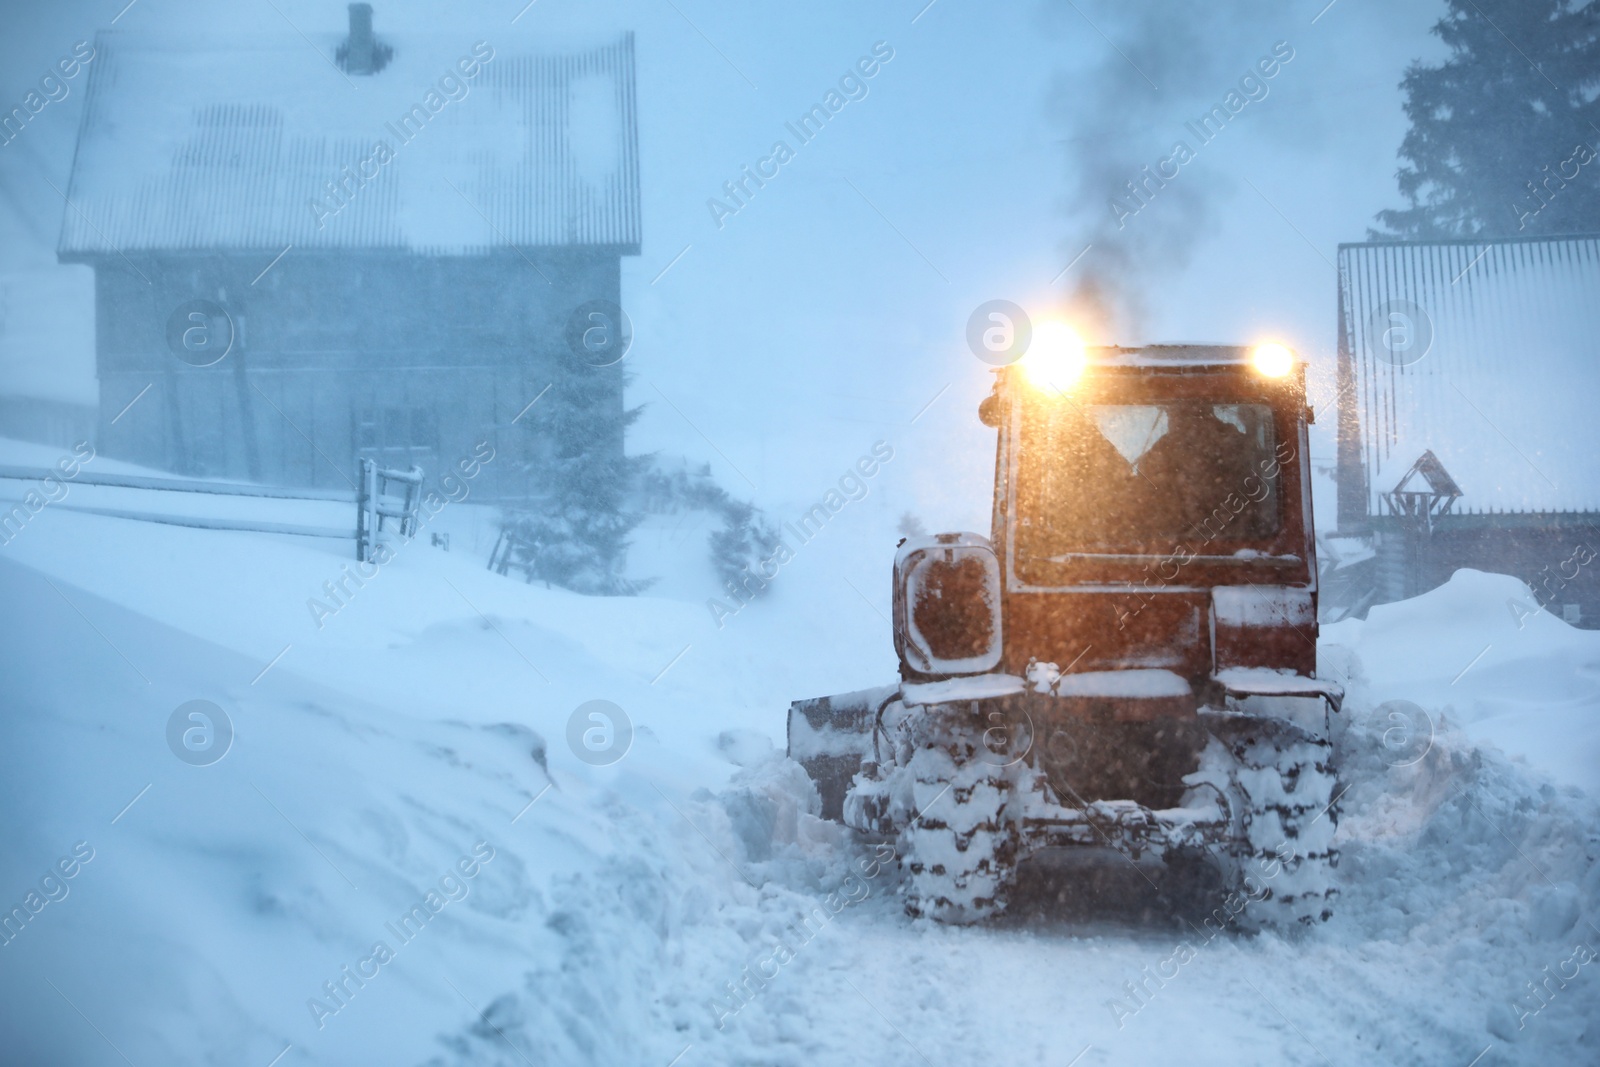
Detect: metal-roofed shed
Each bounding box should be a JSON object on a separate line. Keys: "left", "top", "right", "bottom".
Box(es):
{"left": 1332, "top": 234, "right": 1600, "bottom": 625}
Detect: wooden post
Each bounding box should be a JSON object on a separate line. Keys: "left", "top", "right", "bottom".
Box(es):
{"left": 357, "top": 461, "right": 423, "bottom": 561}
{"left": 356, "top": 457, "right": 376, "bottom": 561}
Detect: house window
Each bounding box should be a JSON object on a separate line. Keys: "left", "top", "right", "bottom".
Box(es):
{"left": 355, "top": 405, "right": 438, "bottom": 468}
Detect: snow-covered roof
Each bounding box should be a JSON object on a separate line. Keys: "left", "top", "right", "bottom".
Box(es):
{"left": 59, "top": 27, "right": 639, "bottom": 257}
{"left": 1390, "top": 449, "right": 1462, "bottom": 500}
{"left": 1338, "top": 235, "right": 1600, "bottom": 514}
{"left": 1087, "top": 344, "right": 1258, "bottom": 367}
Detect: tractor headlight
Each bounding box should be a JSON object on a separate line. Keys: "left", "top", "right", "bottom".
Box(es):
{"left": 1022, "top": 322, "right": 1088, "bottom": 394}
{"left": 893, "top": 533, "right": 1003, "bottom": 676}
{"left": 1250, "top": 341, "right": 1295, "bottom": 378}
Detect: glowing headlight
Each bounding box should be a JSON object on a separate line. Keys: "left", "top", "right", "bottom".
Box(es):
{"left": 1023, "top": 322, "right": 1088, "bottom": 394}
{"left": 1251, "top": 342, "right": 1295, "bottom": 378}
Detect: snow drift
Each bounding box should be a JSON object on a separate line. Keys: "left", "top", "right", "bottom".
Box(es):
{"left": 1, "top": 480, "right": 1596, "bottom": 1066}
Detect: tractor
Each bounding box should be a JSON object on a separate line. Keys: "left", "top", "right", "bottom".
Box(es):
{"left": 789, "top": 338, "right": 1341, "bottom": 929}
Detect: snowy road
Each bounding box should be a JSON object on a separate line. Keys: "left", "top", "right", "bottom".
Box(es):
{"left": 1, "top": 504, "right": 1597, "bottom": 1066}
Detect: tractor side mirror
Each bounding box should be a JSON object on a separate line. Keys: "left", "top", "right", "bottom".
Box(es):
{"left": 978, "top": 393, "right": 1002, "bottom": 427}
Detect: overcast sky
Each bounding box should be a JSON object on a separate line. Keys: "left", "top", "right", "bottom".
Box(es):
{"left": 0, "top": 0, "right": 1447, "bottom": 534}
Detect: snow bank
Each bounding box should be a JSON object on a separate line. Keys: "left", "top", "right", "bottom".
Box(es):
{"left": 1312, "top": 569, "right": 1600, "bottom": 1060}
{"left": 4, "top": 503, "right": 1598, "bottom": 1065}
{"left": 1322, "top": 567, "right": 1600, "bottom": 794}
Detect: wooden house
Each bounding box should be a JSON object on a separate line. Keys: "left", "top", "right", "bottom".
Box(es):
{"left": 58, "top": 5, "right": 640, "bottom": 498}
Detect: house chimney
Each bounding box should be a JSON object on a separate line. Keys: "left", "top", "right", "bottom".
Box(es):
{"left": 346, "top": 3, "right": 375, "bottom": 74}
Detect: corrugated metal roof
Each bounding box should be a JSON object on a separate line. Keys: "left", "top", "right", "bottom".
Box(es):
{"left": 59, "top": 29, "right": 639, "bottom": 255}
{"left": 1337, "top": 234, "right": 1600, "bottom": 514}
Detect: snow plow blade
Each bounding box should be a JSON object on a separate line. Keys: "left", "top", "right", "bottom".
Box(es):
{"left": 787, "top": 684, "right": 897, "bottom": 820}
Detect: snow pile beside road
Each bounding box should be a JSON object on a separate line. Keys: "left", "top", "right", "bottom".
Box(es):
{"left": 420, "top": 744, "right": 903, "bottom": 1067}
{"left": 1318, "top": 570, "right": 1600, "bottom": 1057}
{"left": 1322, "top": 567, "right": 1600, "bottom": 794}
{"left": 0, "top": 500, "right": 904, "bottom": 1066}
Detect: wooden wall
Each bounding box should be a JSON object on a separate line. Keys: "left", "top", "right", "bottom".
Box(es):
{"left": 85, "top": 248, "right": 626, "bottom": 500}
{"left": 1375, "top": 512, "right": 1600, "bottom": 628}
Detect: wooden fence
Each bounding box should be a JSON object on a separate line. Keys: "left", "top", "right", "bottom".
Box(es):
{"left": 0, "top": 463, "right": 421, "bottom": 556}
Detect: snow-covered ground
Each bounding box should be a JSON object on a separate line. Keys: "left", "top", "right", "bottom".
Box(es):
{"left": 1, "top": 476, "right": 1597, "bottom": 1065}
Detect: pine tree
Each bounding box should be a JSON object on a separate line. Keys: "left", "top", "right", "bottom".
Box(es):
{"left": 503, "top": 360, "right": 651, "bottom": 595}
{"left": 1374, "top": 0, "right": 1600, "bottom": 238}
{"left": 708, "top": 498, "right": 781, "bottom": 597}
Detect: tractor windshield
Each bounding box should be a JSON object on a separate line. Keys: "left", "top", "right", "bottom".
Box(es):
{"left": 1014, "top": 400, "right": 1285, "bottom": 558}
